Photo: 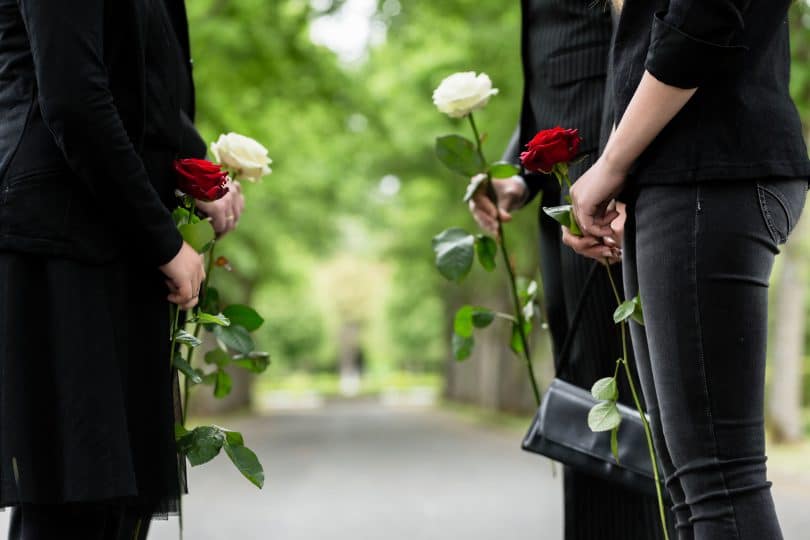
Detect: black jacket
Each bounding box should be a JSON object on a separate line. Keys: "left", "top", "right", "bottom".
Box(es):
{"left": 614, "top": 0, "right": 810, "bottom": 184}
{"left": 0, "top": 0, "right": 200, "bottom": 265}
{"left": 504, "top": 0, "right": 614, "bottom": 200}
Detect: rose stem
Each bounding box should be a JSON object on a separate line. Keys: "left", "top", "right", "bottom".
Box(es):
{"left": 604, "top": 261, "right": 670, "bottom": 540}
{"left": 468, "top": 113, "right": 541, "bottom": 406}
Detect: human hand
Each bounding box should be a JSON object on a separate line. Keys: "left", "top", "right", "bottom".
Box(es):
{"left": 569, "top": 156, "right": 627, "bottom": 239}
{"left": 196, "top": 178, "right": 245, "bottom": 237}
{"left": 160, "top": 242, "right": 206, "bottom": 310}
{"left": 562, "top": 201, "right": 626, "bottom": 265}
{"left": 468, "top": 174, "right": 527, "bottom": 237}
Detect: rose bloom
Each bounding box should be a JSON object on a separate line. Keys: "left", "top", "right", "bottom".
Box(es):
{"left": 210, "top": 133, "right": 272, "bottom": 182}
{"left": 432, "top": 72, "right": 499, "bottom": 118}
{"left": 174, "top": 158, "right": 229, "bottom": 202}
{"left": 520, "top": 127, "right": 581, "bottom": 173}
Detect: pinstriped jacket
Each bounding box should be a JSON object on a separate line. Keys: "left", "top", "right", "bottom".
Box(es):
{"left": 504, "top": 0, "right": 614, "bottom": 202}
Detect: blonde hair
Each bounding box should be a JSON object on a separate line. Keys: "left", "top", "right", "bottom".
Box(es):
{"left": 612, "top": 0, "right": 624, "bottom": 11}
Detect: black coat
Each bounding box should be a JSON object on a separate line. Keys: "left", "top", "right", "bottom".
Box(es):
{"left": 0, "top": 0, "right": 202, "bottom": 266}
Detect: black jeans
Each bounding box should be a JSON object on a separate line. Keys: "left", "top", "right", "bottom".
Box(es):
{"left": 622, "top": 178, "right": 808, "bottom": 540}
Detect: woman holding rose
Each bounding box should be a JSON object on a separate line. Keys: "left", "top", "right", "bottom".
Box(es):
{"left": 0, "top": 0, "right": 243, "bottom": 538}
{"left": 564, "top": 1, "right": 809, "bottom": 539}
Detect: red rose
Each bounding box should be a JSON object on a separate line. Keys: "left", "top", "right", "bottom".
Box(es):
{"left": 519, "top": 127, "right": 581, "bottom": 173}
{"left": 174, "top": 158, "right": 230, "bottom": 202}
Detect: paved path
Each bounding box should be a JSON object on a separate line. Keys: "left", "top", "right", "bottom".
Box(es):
{"left": 2, "top": 402, "right": 808, "bottom": 539}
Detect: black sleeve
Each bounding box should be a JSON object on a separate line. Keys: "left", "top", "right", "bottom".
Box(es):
{"left": 501, "top": 125, "right": 556, "bottom": 207}
{"left": 18, "top": 0, "right": 183, "bottom": 266}
{"left": 644, "top": 0, "right": 750, "bottom": 88}
{"left": 180, "top": 110, "right": 208, "bottom": 159}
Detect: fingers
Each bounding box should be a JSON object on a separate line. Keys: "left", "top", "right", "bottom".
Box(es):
{"left": 165, "top": 256, "right": 205, "bottom": 309}
{"left": 562, "top": 227, "right": 621, "bottom": 262}
{"left": 469, "top": 193, "right": 500, "bottom": 236}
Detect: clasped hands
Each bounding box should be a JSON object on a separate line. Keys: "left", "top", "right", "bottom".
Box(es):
{"left": 160, "top": 178, "right": 246, "bottom": 310}
{"left": 467, "top": 156, "right": 627, "bottom": 265}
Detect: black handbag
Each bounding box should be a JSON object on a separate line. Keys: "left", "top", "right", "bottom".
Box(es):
{"left": 521, "top": 262, "right": 668, "bottom": 499}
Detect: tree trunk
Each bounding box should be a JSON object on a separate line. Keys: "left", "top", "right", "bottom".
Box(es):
{"left": 767, "top": 215, "right": 809, "bottom": 443}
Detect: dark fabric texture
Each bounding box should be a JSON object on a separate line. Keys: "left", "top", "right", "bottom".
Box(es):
{"left": 612, "top": 0, "right": 810, "bottom": 186}
{"left": 510, "top": 0, "right": 614, "bottom": 204}
{"left": 508, "top": 2, "right": 673, "bottom": 538}
{"left": 622, "top": 178, "right": 808, "bottom": 539}
{"left": 7, "top": 501, "right": 154, "bottom": 540}
{"left": 0, "top": 0, "right": 201, "bottom": 522}
{"left": 0, "top": 0, "right": 188, "bottom": 265}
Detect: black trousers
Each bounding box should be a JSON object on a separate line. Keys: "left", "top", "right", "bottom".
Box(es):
{"left": 8, "top": 502, "right": 153, "bottom": 540}
{"left": 623, "top": 178, "right": 808, "bottom": 540}
{"left": 538, "top": 174, "right": 673, "bottom": 539}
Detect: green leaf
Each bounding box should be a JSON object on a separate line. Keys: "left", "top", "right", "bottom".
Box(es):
{"left": 611, "top": 426, "right": 621, "bottom": 464}
{"left": 463, "top": 174, "right": 488, "bottom": 202}
{"left": 591, "top": 377, "right": 619, "bottom": 401}
{"left": 179, "top": 219, "right": 216, "bottom": 253}
{"left": 214, "top": 324, "right": 255, "bottom": 355}
{"left": 176, "top": 425, "right": 226, "bottom": 466}
{"left": 173, "top": 353, "right": 203, "bottom": 384}
{"left": 452, "top": 333, "right": 474, "bottom": 361}
{"left": 542, "top": 205, "right": 582, "bottom": 236}
{"left": 613, "top": 299, "right": 636, "bottom": 325}
{"left": 222, "top": 304, "right": 265, "bottom": 332}
{"left": 454, "top": 306, "right": 495, "bottom": 338}
{"left": 233, "top": 352, "right": 271, "bottom": 374}
{"left": 224, "top": 430, "right": 245, "bottom": 447}
{"left": 214, "top": 369, "right": 233, "bottom": 399}
{"left": 432, "top": 228, "right": 475, "bottom": 282}
{"left": 475, "top": 235, "right": 497, "bottom": 272}
{"left": 223, "top": 441, "right": 265, "bottom": 489}
{"left": 172, "top": 207, "right": 191, "bottom": 227}
{"left": 472, "top": 309, "right": 495, "bottom": 329}
{"left": 588, "top": 401, "right": 622, "bottom": 432}
{"left": 174, "top": 329, "right": 202, "bottom": 348}
{"left": 435, "top": 134, "right": 485, "bottom": 177}
{"left": 194, "top": 312, "right": 231, "bottom": 327}
{"left": 488, "top": 161, "right": 520, "bottom": 179}
{"left": 631, "top": 295, "right": 645, "bottom": 326}
{"left": 204, "top": 348, "right": 231, "bottom": 367}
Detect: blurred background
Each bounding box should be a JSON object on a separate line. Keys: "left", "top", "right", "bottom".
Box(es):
{"left": 6, "top": 1, "right": 810, "bottom": 538}
{"left": 184, "top": 0, "right": 810, "bottom": 445}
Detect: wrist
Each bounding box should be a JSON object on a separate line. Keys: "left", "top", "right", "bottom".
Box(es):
{"left": 600, "top": 146, "right": 633, "bottom": 177}
{"left": 512, "top": 176, "right": 530, "bottom": 209}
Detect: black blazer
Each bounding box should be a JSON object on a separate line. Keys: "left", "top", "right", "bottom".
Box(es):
{"left": 0, "top": 0, "right": 198, "bottom": 265}
{"left": 504, "top": 0, "right": 614, "bottom": 201}
{"left": 613, "top": 0, "right": 810, "bottom": 185}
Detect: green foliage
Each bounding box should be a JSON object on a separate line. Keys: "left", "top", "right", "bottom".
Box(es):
{"left": 433, "top": 228, "right": 476, "bottom": 282}
{"left": 179, "top": 220, "right": 216, "bottom": 253}
{"left": 176, "top": 424, "right": 265, "bottom": 489}
{"left": 435, "top": 134, "right": 485, "bottom": 176}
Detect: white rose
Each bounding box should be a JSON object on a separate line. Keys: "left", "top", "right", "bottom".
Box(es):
{"left": 432, "top": 72, "right": 499, "bottom": 118}
{"left": 210, "top": 132, "right": 273, "bottom": 182}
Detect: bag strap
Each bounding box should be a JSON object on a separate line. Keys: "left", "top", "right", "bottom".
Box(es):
{"left": 553, "top": 260, "right": 600, "bottom": 375}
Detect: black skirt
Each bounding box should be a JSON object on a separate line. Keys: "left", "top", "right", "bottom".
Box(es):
{"left": 0, "top": 251, "right": 182, "bottom": 517}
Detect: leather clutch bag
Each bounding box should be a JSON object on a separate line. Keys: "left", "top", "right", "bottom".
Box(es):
{"left": 522, "top": 377, "right": 668, "bottom": 499}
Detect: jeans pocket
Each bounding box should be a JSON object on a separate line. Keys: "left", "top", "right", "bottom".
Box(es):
{"left": 756, "top": 178, "right": 809, "bottom": 244}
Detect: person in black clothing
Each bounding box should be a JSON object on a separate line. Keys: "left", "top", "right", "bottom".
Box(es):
{"left": 0, "top": 0, "right": 243, "bottom": 538}
{"left": 566, "top": 1, "right": 810, "bottom": 539}
{"left": 469, "top": 1, "right": 672, "bottom": 538}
